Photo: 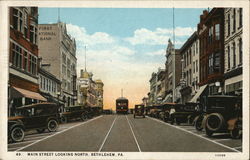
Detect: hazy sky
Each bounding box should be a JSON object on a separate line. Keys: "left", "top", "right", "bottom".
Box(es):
{"left": 39, "top": 8, "right": 205, "bottom": 110}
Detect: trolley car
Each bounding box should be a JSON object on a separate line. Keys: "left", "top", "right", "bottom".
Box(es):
{"left": 116, "top": 97, "right": 129, "bottom": 114}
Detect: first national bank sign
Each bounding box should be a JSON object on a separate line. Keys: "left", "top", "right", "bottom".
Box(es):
{"left": 39, "top": 26, "right": 56, "bottom": 41}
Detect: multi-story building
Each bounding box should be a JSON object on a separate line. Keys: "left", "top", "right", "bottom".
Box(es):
{"left": 179, "top": 31, "right": 200, "bottom": 103}
{"left": 95, "top": 79, "right": 104, "bottom": 109}
{"left": 8, "top": 7, "right": 47, "bottom": 116}
{"left": 163, "top": 39, "right": 181, "bottom": 103}
{"left": 149, "top": 72, "right": 157, "bottom": 105}
{"left": 77, "top": 69, "right": 104, "bottom": 108}
{"left": 142, "top": 97, "right": 149, "bottom": 107}
{"left": 156, "top": 68, "right": 165, "bottom": 103}
{"left": 198, "top": 8, "right": 224, "bottom": 97}
{"left": 224, "top": 8, "right": 243, "bottom": 95}
{"left": 38, "top": 62, "right": 62, "bottom": 109}
{"left": 38, "top": 22, "right": 77, "bottom": 108}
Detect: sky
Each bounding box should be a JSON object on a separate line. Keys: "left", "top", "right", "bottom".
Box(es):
{"left": 39, "top": 8, "right": 205, "bottom": 110}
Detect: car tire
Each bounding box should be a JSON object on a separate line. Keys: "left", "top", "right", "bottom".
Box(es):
{"left": 47, "top": 119, "right": 58, "bottom": 132}
{"left": 230, "top": 120, "right": 242, "bottom": 139}
{"left": 61, "top": 116, "right": 68, "bottom": 123}
{"left": 10, "top": 126, "right": 25, "bottom": 142}
{"left": 194, "top": 115, "right": 203, "bottom": 131}
{"left": 81, "top": 113, "right": 87, "bottom": 121}
{"left": 206, "top": 113, "right": 224, "bottom": 132}
{"left": 36, "top": 128, "right": 45, "bottom": 133}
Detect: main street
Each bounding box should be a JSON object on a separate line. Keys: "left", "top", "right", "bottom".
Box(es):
{"left": 9, "top": 115, "right": 242, "bottom": 152}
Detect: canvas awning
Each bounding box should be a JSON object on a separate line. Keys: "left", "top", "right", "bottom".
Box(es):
{"left": 189, "top": 84, "right": 207, "bottom": 103}
{"left": 11, "top": 87, "right": 47, "bottom": 101}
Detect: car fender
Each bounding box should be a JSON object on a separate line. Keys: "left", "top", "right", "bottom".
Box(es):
{"left": 9, "top": 122, "right": 25, "bottom": 133}
{"left": 201, "top": 114, "right": 208, "bottom": 129}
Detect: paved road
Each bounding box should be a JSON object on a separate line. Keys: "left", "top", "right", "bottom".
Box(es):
{"left": 8, "top": 115, "right": 242, "bottom": 152}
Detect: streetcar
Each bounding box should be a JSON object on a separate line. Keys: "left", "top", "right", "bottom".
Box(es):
{"left": 116, "top": 97, "right": 129, "bottom": 114}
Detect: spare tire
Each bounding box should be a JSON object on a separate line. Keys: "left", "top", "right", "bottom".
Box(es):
{"left": 206, "top": 113, "right": 224, "bottom": 132}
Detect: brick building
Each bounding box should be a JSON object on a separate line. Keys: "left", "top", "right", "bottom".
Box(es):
{"left": 8, "top": 7, "right": 46, "bottom": 116}
{"left": 198, "top": 8, "right": 225, "bottom": 96}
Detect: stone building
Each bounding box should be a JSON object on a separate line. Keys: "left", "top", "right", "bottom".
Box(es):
{"left": 163, "top": 39, "right": 181, "bottom": 103}
{"left": 224, "top": 8, "right": 243, "bottom": 95}
{"left": 38, "top": 22, "right": 77, "bottom": 109}
{"left": 198, "top": 8, "right": 224, "bottom": 98}
{"left": 149, "top": 72, "right": 157, "bottom": 105}
{"left": 179, "top": 31, "right": 200, "bottom": 103}
{"left": 8, "top": 7, "right": 46, "bottom": 116}
{"left": 77, "top": 69, "right": 104, "bottom": 108}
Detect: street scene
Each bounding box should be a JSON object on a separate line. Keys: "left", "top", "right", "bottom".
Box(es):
{"left": 6, "top": 5, "right": 244, "bottom": 157}
{"left": 8, "top": 115, "right": 242, "bottom": 152}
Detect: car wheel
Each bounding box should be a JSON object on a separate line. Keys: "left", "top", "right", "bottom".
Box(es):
{"left": 61, "top": 116, "right": 68, "bottom": 123}
{"left": 47, "top": 119, "right": 58, "bottom": 132}
{"left": 11, "top": 126, "right": 25, "bottom": 142}
{"left": 230, "top": 120, "right": 242, "bottom": 139}
{"left": 36, "top": 128, "right": 45, "bottom": 133}
{"left": 81, "top": 113, "right": 87, "bottom": 121}
{"left": 205, "top": 127, "right": 213, "bottom": 137}
{"left": 206, "top": 113, "right": 224, "bottom": 132}
{"left": 194, "top": 116, "right": 203, "bottom": 131}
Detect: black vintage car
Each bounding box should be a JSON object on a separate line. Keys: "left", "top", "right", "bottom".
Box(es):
{"left": 60, "top": 105, "right": 88, "bottom": 123}
{"left": 134, "top": 104, "right": 145, "bottom": 118}
{"left": 201, "top": 95, "right": 242, "bottom": 138}
{"left": 158, "top": 103, "right": 176, "bottom": 122}
{"left": 8, "top": 103, "right": 60, "bottom": 142}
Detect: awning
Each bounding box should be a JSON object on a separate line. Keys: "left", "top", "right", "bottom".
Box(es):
{"left": 11, "top": 87, "right": 47, "bottom": 101}
{"left": 189, "top": 84, "right": 207, "bottom": 103}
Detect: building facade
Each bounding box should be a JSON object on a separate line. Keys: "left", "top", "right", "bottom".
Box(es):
{"left": 198, "top": 8, "right": 225, "bottom": 95}
{"left": 38, "top": 22, "right": 77, "bottom": 108}
{"left": 8, "top": 7, "right": 47, "bottom": 116}
{"left": 224, "top": 8, "right": 243, "bottom": 95}
{"left": 179, "top": 32, "right": 200, "bottom": 103}
{"left": 77, "top": 69, "right": 104, "bottom": 108}
{"left": 163, "top": 39, "right": 181, "bottom": 103}
{"left": 38, "top": 62, "right": 62, "bottom": 109}
{"left": 149, "top": 72, "right": 157, "bottom": 105}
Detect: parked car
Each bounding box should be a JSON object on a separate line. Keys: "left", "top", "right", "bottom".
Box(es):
{"left": 8, "top": 102, "right": 60, "bottom": 142}
{"left": 103, "top": 109, "right": 113, "bottom": 114}
{"left": 158, "top": 103, "right": 176, "bottom": 122}
{"left": 134, "top": 104, "right": 145, "bottom": 118}
{"left": 60, "top": 105, "right": 88, "bottom": 123}
{"left": 201, "top": 95, "right": 242, "bottom": 138}
{"left": 169, "top": 102, "right": 201, "bottom": 125}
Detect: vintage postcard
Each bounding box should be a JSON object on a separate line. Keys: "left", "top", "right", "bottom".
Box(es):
{"left": 0, "top": 0, "right": 249, "bottom": 160}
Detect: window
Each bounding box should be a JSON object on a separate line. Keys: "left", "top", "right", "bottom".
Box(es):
{"left": 30, "top": 55, "right": 37, "bottom": 75}
{"left": 40, "top": 76, "right": 43, "bottom": 89}
{"left": 46, "top": 79, "right": 48, "bottom": 91}
{"left": 208, "top": 54, "right": 213, "bottom": 74}
{"left": 12, "top": 43, "right": 22, "bottom": 68}
{"left": 239, "top": 38, "right": 242, "bottom": 64}
{"left": 228, "top": 14, "right": 230, "bottom": 36}
{"left": 196, "top": 60, "right": 198, "bottom": 72}
{"left": 239, "top": 8, "right": 242, "bottom": 28}
{"left": 23, "top": 51, "right": 28, "bottom": 71}
{"left": 208, "top": 26, "right": 213, "bottom": 44}
{"left": 228, "top": 45, "right": 230, "bottom": 69}
{"left": 67, "top": 69, "right": 70, "bottom": 78}
{"left": 62, "top": 64, "right": 66, "bottom": 74}
{"left": 30, "top": 24, "right": 37, "bottom": 44}
{"left": 193, "top": 62, "right": 195, "bottom": 73}
{"left": 23, "top": 11, "right": 28, "bottom": 38}
{"left": 233, "top": 9, "right": 236, "bottom": 33}
{"left": 215, "top": 24, "right": 220, "bottom": 40}
{"left": 43, "top": 78, "right": 46, "bottom": 90}
{"left": 62, "top": 53, "right": 66, "bottom": 64}
{"left": 232, "top": 42, "right": 236, "bottom": 67}
{"left": 214, "top": 52, "right": 220, "bottom": 73}
{"left": 12, "top": 8, "right": 23, "bottom": 32}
